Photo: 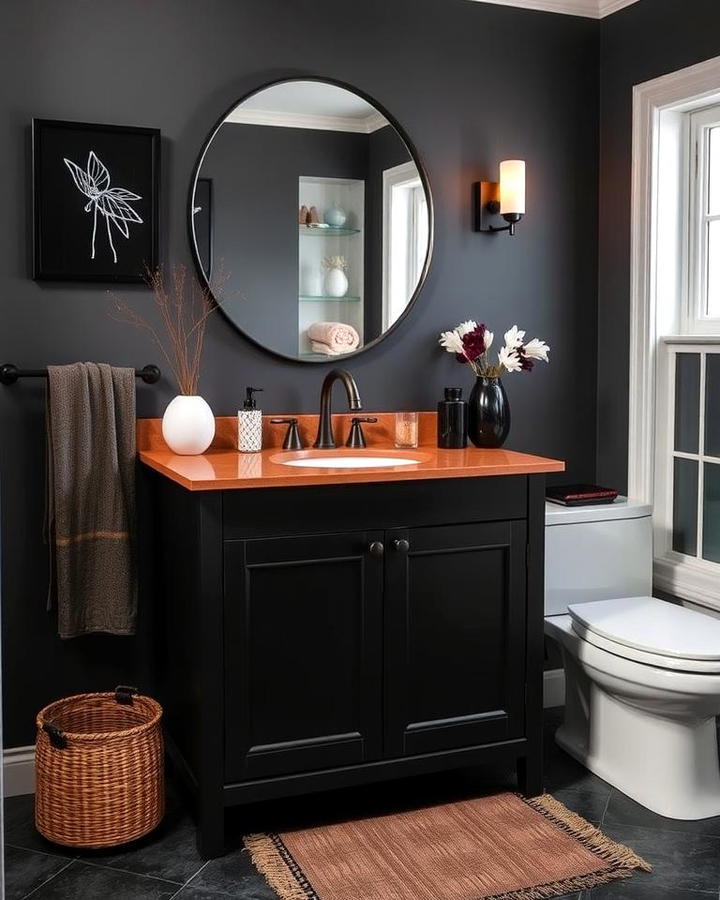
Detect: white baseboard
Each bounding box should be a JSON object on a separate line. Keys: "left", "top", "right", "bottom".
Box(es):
{"left": 4, "top": 746, "right": 35, "bottom": 797}
{"left": 1, "top": 678, "right": 566, "bottom": 799}
{"left": 543, "top": 668, "right": 566, "bottom": 709}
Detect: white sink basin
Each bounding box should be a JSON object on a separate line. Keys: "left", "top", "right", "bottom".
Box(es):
{"left": 276, "top": 454, "right": 425, "bottom": 469}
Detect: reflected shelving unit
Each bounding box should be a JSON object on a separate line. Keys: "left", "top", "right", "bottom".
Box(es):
{"left": 299, "top": 295, "right": 361, "bottom": 303}
{"left": 299, "top": 226, "right": 361, "bottom": 237}
{"left": 298, "top": 176, "right": 365, "bottom": 357}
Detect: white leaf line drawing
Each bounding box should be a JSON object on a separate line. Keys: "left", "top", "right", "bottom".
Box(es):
{"left": 63, "top": 150, "right": 143, "bottom": 264}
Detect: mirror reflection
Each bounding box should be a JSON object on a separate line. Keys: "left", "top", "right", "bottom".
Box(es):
{"left": 191, "top": 79, "right": 432, "bottom": 361}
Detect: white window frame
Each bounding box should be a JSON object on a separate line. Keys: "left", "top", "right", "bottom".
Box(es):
{"left": 629, "top": 55, "right": 720, "bottom": 612}
{"left": 382, "top": 161, "right": 427, "bottom": 331}
{"left": 686, "top": 106, "right": 720, "bottom": 333}
{"left": 654, "top": 338, "right": 720, "bottom": 610}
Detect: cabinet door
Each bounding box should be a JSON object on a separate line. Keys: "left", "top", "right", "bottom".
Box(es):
{"left": 384, "top": 521, "right": 527, "bottom": 757}
{"left": 224, "top": 531, "right": 384, "bottom": 781}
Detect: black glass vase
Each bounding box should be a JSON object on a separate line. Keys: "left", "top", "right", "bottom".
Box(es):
{"left": 468, "top": 376, "right": 510, "bottom": 448}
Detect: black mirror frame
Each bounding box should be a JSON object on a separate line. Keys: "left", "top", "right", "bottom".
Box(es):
{"left": 187, "top": 75, "right": 434, "bottom": 364}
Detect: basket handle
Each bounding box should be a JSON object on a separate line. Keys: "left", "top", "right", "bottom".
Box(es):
{"left": 114, "top": 685, "right": 139, "bottom": 705}
{"left": 43, "top": 721, "right": 67, "bottom": 749}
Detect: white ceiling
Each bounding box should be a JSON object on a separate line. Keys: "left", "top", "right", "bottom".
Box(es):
{"left": 226, "top": 81, "right": 389, "bottom": 133}
{"left": 467, "top": 0, "right": 640, "bottom": 18}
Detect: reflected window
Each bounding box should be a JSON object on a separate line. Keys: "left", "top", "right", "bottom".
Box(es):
{"left": 383, "top": 163, "right": 428, "bottom": 330}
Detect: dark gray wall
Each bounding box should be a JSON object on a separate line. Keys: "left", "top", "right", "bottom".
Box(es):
{"left": 0, "top": 0, "right": 599, "bottom": 746}
{"left": 202, "top": 123, "right": 370, "bottom": 357}
{"left": 597, "top": 0, "right": 720, "bottom": 490}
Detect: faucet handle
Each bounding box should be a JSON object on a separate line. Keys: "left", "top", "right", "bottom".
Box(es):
{"left": 346, "top": 416, "right": 378, "bottom": 449}
{"left": 270, "top": 418, "right": 303, "bottom": 451}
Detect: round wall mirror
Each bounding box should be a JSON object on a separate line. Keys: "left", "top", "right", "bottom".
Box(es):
{"left": 189, "top": 78, "right": 433, "bottom": 362}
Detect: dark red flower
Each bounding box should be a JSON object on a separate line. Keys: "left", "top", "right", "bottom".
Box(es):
{"left": 461, "top": 323, "right": 488, "bottom": 362}
{"left": 517, "top": 345, "right": 535, "bottom": 371}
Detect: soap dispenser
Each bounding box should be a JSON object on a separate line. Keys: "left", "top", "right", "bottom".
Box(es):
{"left": 437, "top": 387, "right": 468, "bottom": 449}
{"left": 238, "top": 387, "right": 263, "bottom": 452}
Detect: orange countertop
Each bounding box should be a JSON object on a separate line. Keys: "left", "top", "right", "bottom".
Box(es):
{"left": 138, "top": 413, "right": 564, "bottom": 491}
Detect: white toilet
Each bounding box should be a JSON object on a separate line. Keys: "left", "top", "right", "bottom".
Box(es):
{"left": 545, "top": 497, "right": 720, "bottom": 820}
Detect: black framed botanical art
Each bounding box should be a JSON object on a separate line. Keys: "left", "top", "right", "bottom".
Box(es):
{"left": 33, "top": 119, "right": 160, "bottom": 282}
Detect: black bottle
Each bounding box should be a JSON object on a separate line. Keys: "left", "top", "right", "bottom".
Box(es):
{"left": 437, "top": 387, "right": 468, "bottom": 448}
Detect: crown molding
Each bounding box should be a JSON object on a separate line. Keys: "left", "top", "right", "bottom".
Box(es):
{"left": 598, "top": 0, "right": 641, "bottom": 16}
{"left": 226, "top": 108, "right": 388, "bottom": 134}
{"left": 467, "top": 0, "right": 640, "bottom": 18}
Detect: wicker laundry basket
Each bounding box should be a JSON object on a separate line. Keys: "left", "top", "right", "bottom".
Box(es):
{"left": 35, "top": 687, "right": 164, "bottom": 849}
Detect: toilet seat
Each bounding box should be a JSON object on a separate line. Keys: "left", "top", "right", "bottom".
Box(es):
{"left": 568, "top": 596, "right": 720, "bottom": 674}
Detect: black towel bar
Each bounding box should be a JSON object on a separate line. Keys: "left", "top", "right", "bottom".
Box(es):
{"left": 0, "top": 363, "right": 161, "bottom": 386}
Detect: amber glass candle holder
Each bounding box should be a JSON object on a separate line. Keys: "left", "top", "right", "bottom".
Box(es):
{"left": 394, "top": 412, "right": 419, "bottom": 448}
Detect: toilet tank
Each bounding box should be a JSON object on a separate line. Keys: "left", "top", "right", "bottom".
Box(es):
{"left": 545, "top": 497, "right": 653, "bottom": 616}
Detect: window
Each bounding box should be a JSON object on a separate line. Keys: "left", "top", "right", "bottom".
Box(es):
{"left": 687, "top": 106, "right": 720, "bottom": 332}
{"left": 382, "top": 162, "right": 428, "bottom": 330}
{"left": 630, "top": 59, "right": 720, "bottom": 612}
{"left": 650, "top": 97, "right": 720, "bottom": 609}
{"left": 655, "top": 343, "right": 720, "bottom": 604}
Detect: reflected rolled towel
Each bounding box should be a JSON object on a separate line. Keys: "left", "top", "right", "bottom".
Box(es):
{"left": 307, "top": 321, "right": 360, "bottom": 354}
{"left": 310, "top": 340, "right": 349, "bottom": 356}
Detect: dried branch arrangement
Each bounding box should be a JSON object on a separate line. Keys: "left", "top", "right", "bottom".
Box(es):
{"left": 111, "top": 264, "right": 226, "bottom": 396}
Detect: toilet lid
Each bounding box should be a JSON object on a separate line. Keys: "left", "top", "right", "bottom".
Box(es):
{"left": 569, "top": 597, "right": 720, "bottom": 672}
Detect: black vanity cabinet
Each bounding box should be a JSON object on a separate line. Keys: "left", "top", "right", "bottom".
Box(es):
{"left": 383, "top": 521, "right": 527, "bottom": 759}
{"left": 223, "top": 531, "right": 385, "bottom": 781}
{"left": 150, "top": 473, "right": 546, "bottom": 858}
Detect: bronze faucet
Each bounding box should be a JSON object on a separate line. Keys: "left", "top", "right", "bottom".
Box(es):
{"left": 313, "top": 369, "right": 362, "bottom": 449}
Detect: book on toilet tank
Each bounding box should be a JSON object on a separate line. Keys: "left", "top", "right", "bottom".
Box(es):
{"left": 546, "top": 484, "right": 618, "bottom": 506}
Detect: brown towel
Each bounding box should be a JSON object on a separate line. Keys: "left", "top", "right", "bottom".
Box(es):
{"left": 46, "top": 363, "right": 137, "bottom": 638}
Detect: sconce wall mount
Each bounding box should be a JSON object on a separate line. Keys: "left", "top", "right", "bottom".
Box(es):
{"left": 474, "top": 159, "right": 526, "bottom": 237}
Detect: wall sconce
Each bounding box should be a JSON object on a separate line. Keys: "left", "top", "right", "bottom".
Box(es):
{"left": 474, "top": 159, "right": 526, "bottom": 236}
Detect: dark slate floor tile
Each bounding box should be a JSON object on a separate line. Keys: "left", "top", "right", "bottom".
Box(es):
{"left": 543, "top": 739, "right": 613, "bottom": 797}
{"left": 77, "top": 792, "right": 204, "bottom": 883}
{"left": 4, "top": 794, "right": 34, "bottom": 835}
{"left": 598, "top": 823, "right": 720, "bottom": 895}
{"left": 582, "top": 879, "right": 716, "bottom": 898}
{"left": 605, "top": 789, "right": 720, "bottom": 838}
{"left": 181, "top": 850, "right": 278, "bottom": 899}
{"left": 173, "top": 888, "right": 237, "bottom": 900}
{"left": 4, "top": 846, "right": 71, "bottom": 900}
{"left": 31, "top": 861, "right": 179, "bottom": 899}
{"left": 174, "top": 884, "right": 278, "bottom": 900}
{"left": 550, "top": 785, "right": 610, "bottom": 825}
{"left": 4, "top": 794, "right": 75, "bottom": 858}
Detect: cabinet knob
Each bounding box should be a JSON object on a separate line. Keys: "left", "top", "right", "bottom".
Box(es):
{"left": 368, "top": 541, "right": 385, "bottom": 557}
{"left": 393, "top": 539, "right": 410, "bottom": 554}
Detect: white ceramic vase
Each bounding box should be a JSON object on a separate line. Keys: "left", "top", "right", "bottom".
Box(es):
{"left": 324, "top": 267, "right": 349, "bottom": 298}
{"left": 162, "top": 395, "right": 216, "bottom": 455}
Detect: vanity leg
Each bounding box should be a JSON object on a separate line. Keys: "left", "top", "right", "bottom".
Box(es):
{"left": 197, "top": 800, "right": 226, "bottom": 859}
{"left": 517, "top": 750, "right": 543, "bottom": 798}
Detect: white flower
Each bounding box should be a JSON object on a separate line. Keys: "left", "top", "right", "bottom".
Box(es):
{"left": 456, "top": 320, "right": 477, "bottom": 338}
{"left": 439, "top": 329, "right": 464, "bottom": 355}
{"left": 504, "top": 325, "right": 525, "bottom": 349}
{"left": 498, "top": 345, "right": 522, "bottom": 372}
{"left": 484, "top": 329, "right": 494, "bottom": 351}
{"left": 524, "top": 338, "right": 550, "bottom": 362}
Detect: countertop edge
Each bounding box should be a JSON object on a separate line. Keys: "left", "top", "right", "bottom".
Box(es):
{"left": 139, "top": 449, "right": 565, "bottom": 492}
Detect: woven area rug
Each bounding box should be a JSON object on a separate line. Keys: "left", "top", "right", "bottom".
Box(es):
{"left": 245, "top": 792, "right": 651, "bottom": 900}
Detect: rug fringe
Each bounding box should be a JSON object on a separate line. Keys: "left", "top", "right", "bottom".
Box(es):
{"left": 244, "top": 833, "right": 311, "bottom": 900}
{"left": 522, "top": 793, "right": 652, "bottom": 873}
{"left": 482, "top": 867, "right": 641, "bottom": 900}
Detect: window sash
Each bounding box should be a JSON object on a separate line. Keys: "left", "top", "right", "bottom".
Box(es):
{"left": 654, "top": 338, "right": 720, "bottom": 609}
{"left": 687, "top": 106, "right": 720, "bottom": 333}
